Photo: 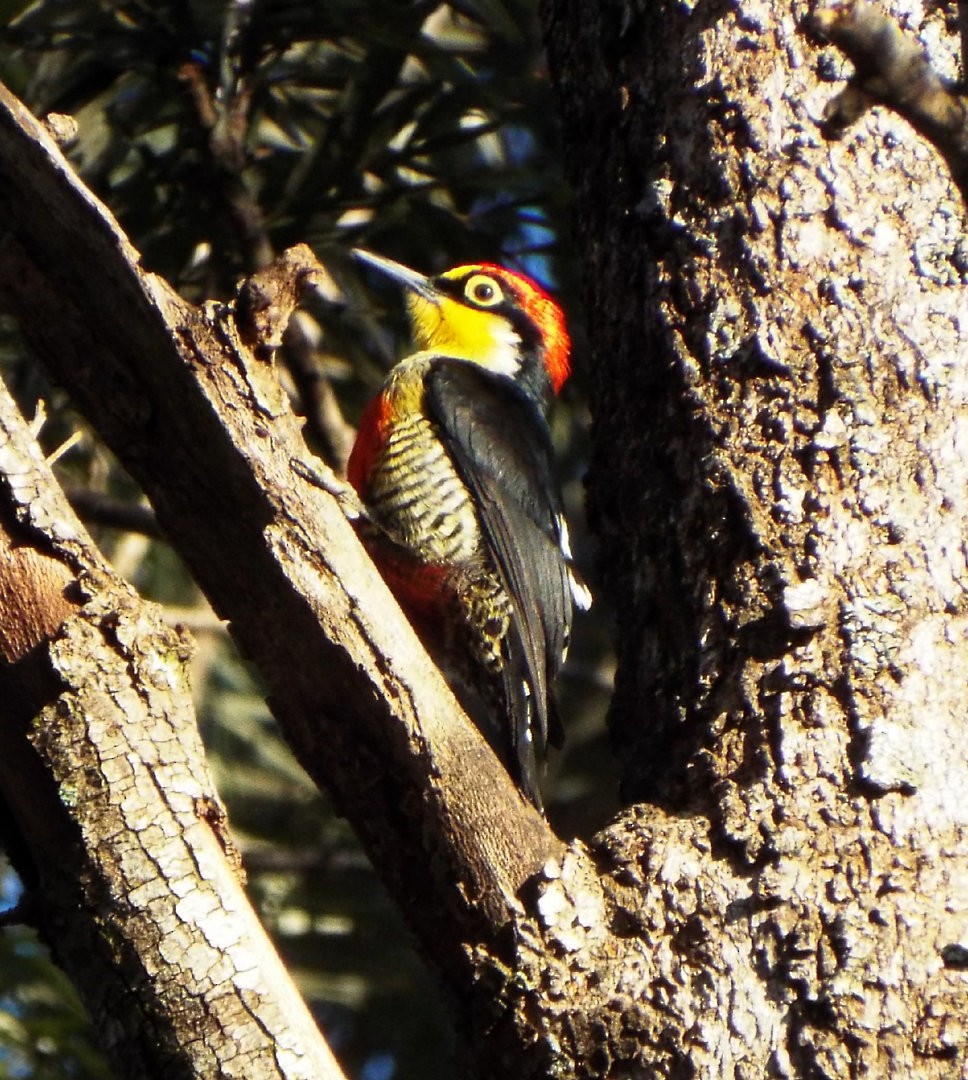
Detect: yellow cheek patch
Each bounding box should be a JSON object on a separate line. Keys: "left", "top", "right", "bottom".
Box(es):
{"left": 407, "top": 295, "right": 521, "bottom": 377}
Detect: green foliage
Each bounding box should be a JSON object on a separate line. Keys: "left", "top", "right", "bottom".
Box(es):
{"left": 3, "top": 0, "right": 572, "bottom": 294}
{"left": 0, "top": 2, "right": 614, "bottom": 1076}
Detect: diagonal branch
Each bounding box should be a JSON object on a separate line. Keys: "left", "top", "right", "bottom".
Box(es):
{"left": 806, "top": 2, "right": 968, "bottom": 204}
{"left": 0, "top": 79, "right": 562, "bottom": 990}
{"left": 0, "top": 380, "right": 346, "bottom": 1080}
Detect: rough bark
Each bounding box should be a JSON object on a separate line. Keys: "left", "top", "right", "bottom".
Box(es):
{"left": 542, "top": 0, "right": 968, "bottom": 1075}
{"left": 0, "top": 382, "right": 345, "bottom": 1079}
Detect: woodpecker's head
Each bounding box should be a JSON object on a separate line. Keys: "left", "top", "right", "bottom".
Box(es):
{"left": 353, "top": 249, "right": 570, "bottom": 403}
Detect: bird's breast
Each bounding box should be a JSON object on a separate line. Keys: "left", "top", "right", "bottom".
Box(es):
{"left": 365, "top": 399, "right": 482, "bottom": 571}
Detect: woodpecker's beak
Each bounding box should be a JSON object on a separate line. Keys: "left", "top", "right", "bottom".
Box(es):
{"left": 352, "top": 249, "right": 441, "bottom": 305}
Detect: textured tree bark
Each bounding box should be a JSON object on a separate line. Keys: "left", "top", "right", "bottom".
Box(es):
{"left": 0, "top": 383, "right": 345, "bottom": 1079}
{"left": 541, "top": 0, "right": 968, "bottom": 1075}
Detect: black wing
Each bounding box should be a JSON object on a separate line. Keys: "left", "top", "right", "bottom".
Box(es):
{"left": 424, "top": 360, "right": 573, "bottom": 803}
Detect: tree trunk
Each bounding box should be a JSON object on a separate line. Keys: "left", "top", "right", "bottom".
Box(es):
{"left": 540, "top": 0, "right": 968, "bottom": 1074}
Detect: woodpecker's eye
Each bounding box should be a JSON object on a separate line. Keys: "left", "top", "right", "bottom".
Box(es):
{"left": 464, "top": 274, "right": 502, "bottom": 307}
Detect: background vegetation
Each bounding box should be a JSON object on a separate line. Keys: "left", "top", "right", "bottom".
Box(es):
{"left": 0, "top": 2, "right": 613, "bottom": 1076}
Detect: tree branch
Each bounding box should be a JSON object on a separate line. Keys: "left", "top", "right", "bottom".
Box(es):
{"left": 65, "top": 487, "right": 162, "bottom": 538}
{"left": 0, "top": 79, "right": 561, "bottom": 993}
{"left": 0, "top": 380, "right": 345, "bottom": 1080}
{"left": 806, "top": 1, "right": 968, "bottom": 204}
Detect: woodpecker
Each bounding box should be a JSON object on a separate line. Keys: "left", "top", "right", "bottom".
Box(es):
{"left": 348, "top": 249, "right": 589, "bottom": 809}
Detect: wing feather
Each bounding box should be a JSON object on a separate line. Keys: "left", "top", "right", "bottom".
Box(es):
{"left": 424, "top": 360, "right": 573, "bottom": 799}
